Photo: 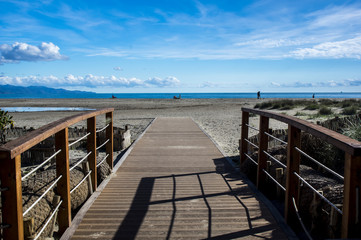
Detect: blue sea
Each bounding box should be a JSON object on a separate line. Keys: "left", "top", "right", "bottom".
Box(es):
{"left": 0, "top": 92, "right": 361, "bottom": 99}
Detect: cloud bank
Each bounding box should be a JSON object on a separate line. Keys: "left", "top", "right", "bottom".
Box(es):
{"left": 0, "top": 42, "right": 67, "bottom": 64}
{"left": 290, "top": 37, "right": 361, "bottom": 59}
{"left": 271, "top": 79, "right": 361, "bottom": 88}
{"left": 0, "top": 74, "right": 180, "bottom": 88}
{"left": 144, "top": 77, "right": 180, "bottom": 87}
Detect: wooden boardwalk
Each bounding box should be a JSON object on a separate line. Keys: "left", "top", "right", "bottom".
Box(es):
{"left": 69, "top": 118, "right": 289, "bottom": 239}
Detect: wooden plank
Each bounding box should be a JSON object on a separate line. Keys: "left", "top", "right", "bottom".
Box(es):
{"left": 66, "top": 118, "right": 290, "bottom": 240}
{"left": 55, "top": 128, "right": 71, "bottom": 234}
{"left": 0, "top": 154, "right": 24, "bottom": 240}
{"left": 105, "top": 112, "right": 113, "bottom": 169}
{"left": 342, "top": 153, "right": 361, "bottom": 238}
{"left": 257, "top": 116, "right": 269, "bottom": 190}
{"left": 0, "top": 108, "right": 114, "bottom": 159}
{"left": 242, "top": 107, "right": 361, "bottom": 155}
{"left": 240, "top": 111, "right": 249, "bottom": 165}
{"left": 87, "top": 117, "right": 97, "bottom": 191}
{"left": 284, "top": 125, "right": 301, "bottom": 225}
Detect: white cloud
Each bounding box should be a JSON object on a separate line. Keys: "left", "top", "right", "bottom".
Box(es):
{"left": 290, "top": 36, "right": 361, "bottom": 59}
{"left": 198, "top": 81, "right": 218, "bottom": 88}
{"left": 271, "top": 79, "right": 361, "bottom": 88}
{"left": 4, "top": 2, "right": 361, "bottom": 61}
{"left": 271, "top": 82, "right": 281, "bottom": 87}
{"left": 0, "top": 42, "right": 67, "bottom": 63}
{"left": 144, "top": 76, "right": 180, "bottom": 87}
{"left": 308, "top": 6, "right": 361, "bottom": 29}
{"left": 234, "top": 38, "right": 305, "bottom": 48}
{"left": 0, "top": 74, "right": 180, "bottom": 88}
{"left": 113, "top": 66, "right": 123, "bottom": 71}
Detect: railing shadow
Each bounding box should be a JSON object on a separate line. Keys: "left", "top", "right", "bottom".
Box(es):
{"left": 112, "top": 177, "right": 155, "bottom": 239}
{"left": 113, "top": 156, "right": 284, "bottom": 239}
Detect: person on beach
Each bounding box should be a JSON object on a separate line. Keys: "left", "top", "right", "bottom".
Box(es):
{"left": 257, "top": 91, "right": 261, "bottom": 99}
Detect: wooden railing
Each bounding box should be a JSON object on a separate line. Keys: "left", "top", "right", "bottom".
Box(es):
{"left": 0, "top": 108, "right": 114, "bottom": 240}
{"left": 240, "top": 107, "right": 361, "bottom": 239}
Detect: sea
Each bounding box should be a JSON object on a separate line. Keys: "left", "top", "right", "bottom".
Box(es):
{"left": 1, "top": 92, "right": 361, "bottom": 99}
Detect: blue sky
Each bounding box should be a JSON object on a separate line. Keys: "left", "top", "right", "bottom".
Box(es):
{"left": 1, "top": 0, "right": 361, "bottom": 93}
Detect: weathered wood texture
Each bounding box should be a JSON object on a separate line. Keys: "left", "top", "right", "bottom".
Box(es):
{"left": 257, "top": 116, "right": 269, "bottom": 190}
{"left": 342, "top": 153, "right": 361, "bottom": 238}
{"left": 105, "top": 112, "right": 113, "bottom": 169}
{"left": 55, "top": 128, "right": 71, "bottom": 233}
{"left": 0, "top": 108, "right": 114, "bottom": 240}
{"left": 285, "top": 125, "right": 301, "bottom": 225}
{"left": 0, "top": 108, "right": 114, "bottom": 159}
{"left": 241, "top": 108, "right": 361, "bottom": 238}
{"left": 87, "top": 117, "right": 97, "bottom": 192}
{"left": 242, "top": 107, "right": 361, "bottom": 155}
{"left": 240, "top": 111, "right": 249, "bottom": 165}
{"left": 0, "top": 154, "right": 24, "bottom": 240}
{"left": 69, "top": 117, "right": 288, "bottom": 239}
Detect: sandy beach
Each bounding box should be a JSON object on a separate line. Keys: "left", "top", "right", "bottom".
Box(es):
{"left": 0, "top": 98, "right": 327, "bottom": 158}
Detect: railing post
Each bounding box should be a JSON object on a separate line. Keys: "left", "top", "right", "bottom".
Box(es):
{"left": 87, "top": 116, "right": 97, "bottom": 191}
{"left": 342, "top": 153, "right": 361, "bottom": 238}
{"left": 257, "top": 116, "right": 269, "bottom": 190}
{"left": 285, "top": 125, "right": 301, "bottom": 224}
{"left": 240, "top": 111, "right": 249, "bottom": 165}
{"left": 0, "top": 153, "right": 24, "bottom": 240}
{"left": 55, "top": 128, "right": 71, "bottom": 234}
{"left": 106, "top": 112, "right": 113, "bottom": 170}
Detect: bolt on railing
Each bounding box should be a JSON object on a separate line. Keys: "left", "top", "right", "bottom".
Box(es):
{"left": 239, "top": 107, "right": 361, "bottom": 238}
{"left": 0, "top": 108, "right": 114, "bottom": 240}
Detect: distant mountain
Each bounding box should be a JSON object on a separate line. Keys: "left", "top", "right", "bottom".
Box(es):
{"left": 0, "top": 85, "right": 94, "bottom": 95}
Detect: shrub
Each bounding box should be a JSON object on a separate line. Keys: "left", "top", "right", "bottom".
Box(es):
{"left": 0, "top": 109, "right": 14, "bottom": 143}
{"left": 294, "top": 112, "right": 307, "bottom": 116}
{"left": 343, "top": 120, "right": 361, "bottom": 141}
{"left": 257, "top": 102, "right": 273, "bottom": 109}
{"left": 319, "top": 99, "right": 337, "bottom": 106}
{"left": 318, "top": 107, "right": 332, "bottom": 115}
{"left": 271, "top": 103, "right": 281, "bottom": 109}
{"left": 342, "top": 106, "right": 358, "bottom": 115}
{"left": 341, "top": 102, "right": 352, "bottom": 108}
{"left": 268, "top": 100, "right": 295, "bottom": 110}
{"left": 280, "top": 105, "right": 293, "bottom": 110}
{"left": 340, "top": 99, "right": 358, "bottom": 108}
{"left": 301, "top": 133, "right": 344, "bottom": 174}
{"left": 304, "top": 103, "right": 319, "bottom": 110}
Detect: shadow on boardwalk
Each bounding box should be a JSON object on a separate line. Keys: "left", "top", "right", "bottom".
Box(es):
{"left": 113, "top": 157, "right": 284, "bottom": 239}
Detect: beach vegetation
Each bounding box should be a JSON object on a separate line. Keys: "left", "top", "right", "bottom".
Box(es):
{"left": 0, "top": 109, "right": 14, "bottom": 143}
{"left": 318, "top": 99, "right": 338, "bottom": 106}
{"left": 254, "top": 99, "right": 301, "bottom": 110}
{"left": 342, "top": 106, "right": 359, "bottom": 115}
{"left": 318, "top": 107, "right": 332, "bottom": 115}
{"left": 254, "top": 102, "right": 273, "bottom": 109}
{"left": 294, "top": 112, "right": 308, "bottom": 116}
{"left": 339, "top": 99, "right": 360, "bottom": 108}
{"left": 304, "top": 103, "right": 319, "bottom": 110}
{"left": 342, "top": 117, "right": 361, "bottom": 141}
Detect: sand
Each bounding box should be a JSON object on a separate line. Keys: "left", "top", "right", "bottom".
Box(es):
{"left": 0, "top": 98, "right": 323, "bottom": 158}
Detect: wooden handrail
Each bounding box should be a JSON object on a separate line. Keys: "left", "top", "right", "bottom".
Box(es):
{"left": 240, "top": 107, "right": 361, "bottom": 239}
{"left": 242, "top": 108, "right": 361, "bottom": 155}
{"left": 0, "top": 108, "right": 114, "bottom": 240}
{"left": 0, "top": 108, "right": 113, "bottom": 159}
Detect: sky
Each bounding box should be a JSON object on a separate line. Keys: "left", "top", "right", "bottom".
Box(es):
{"left": 1, "top": 0, "right": 361, "bottom": 93}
